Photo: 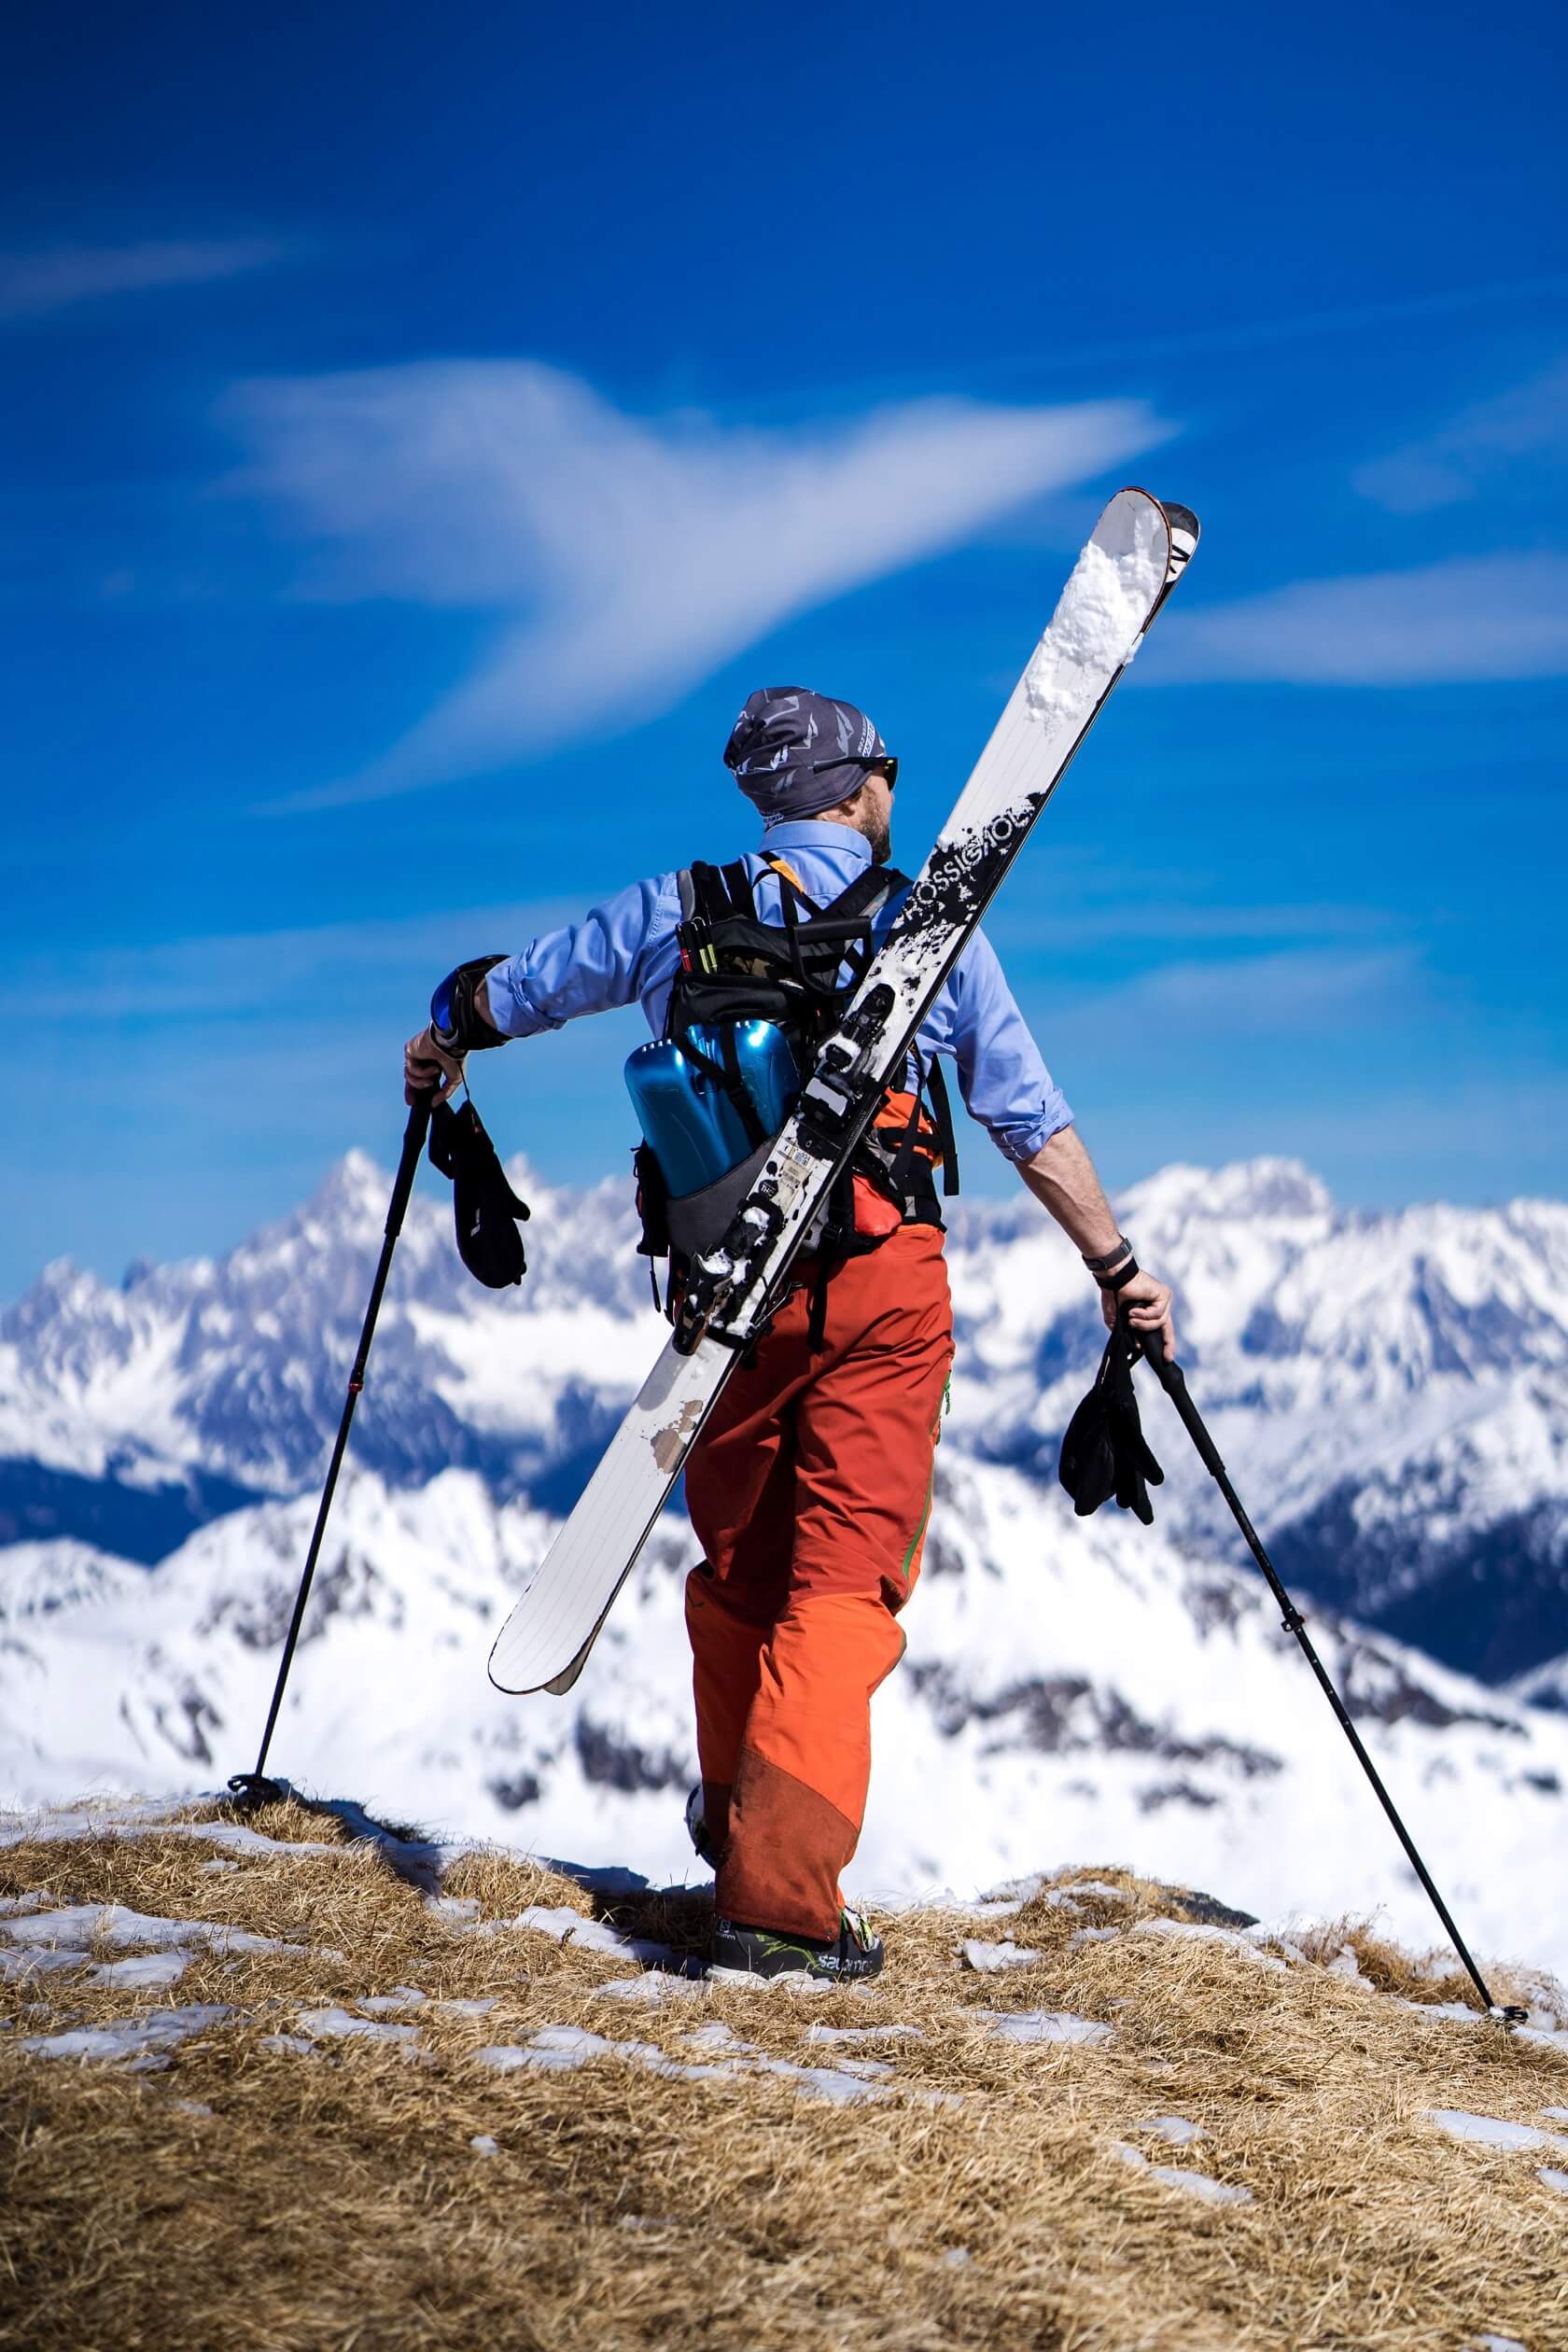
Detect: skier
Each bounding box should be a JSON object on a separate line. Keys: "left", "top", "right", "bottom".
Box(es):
{"left": 405, "top": 687, "right": 1176, "bottom": 1980}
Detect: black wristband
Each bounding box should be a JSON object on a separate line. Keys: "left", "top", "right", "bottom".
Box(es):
{"left": 1082, "top": 1234, "right": 1132, "bottom": 1275}
{"left": 430, "top": 956, "right": 509, "bottom": 1055}
{"left": 1099, "top": 1254, "right": 1141, "bottom": 1294}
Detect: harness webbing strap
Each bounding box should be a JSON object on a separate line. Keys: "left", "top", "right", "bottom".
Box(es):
{"left": 924, "top": 1056, "right": 959, "bottom": 1198}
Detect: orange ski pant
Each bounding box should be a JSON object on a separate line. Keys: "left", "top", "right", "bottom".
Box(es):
{"left": 682, "top": 1224, "right": 953, "bottom": 1941}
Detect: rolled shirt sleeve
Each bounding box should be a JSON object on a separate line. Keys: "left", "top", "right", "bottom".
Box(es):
{"left": 482, "top": 875, "right": 681, "bottom": 1037}
{"left": 917, "top": 929, "right": 1072, "bottom": 1165}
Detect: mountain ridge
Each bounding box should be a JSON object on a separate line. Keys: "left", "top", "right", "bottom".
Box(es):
{"left": 4, "top": 1151, "right": 1565, "bottom": 1687}
{"left": 4, "top": 1152, "right": 1566, "bottom": 1975}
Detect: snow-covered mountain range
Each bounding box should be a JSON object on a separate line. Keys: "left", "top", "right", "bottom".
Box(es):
{"left": 3, "top": 1153, "right": 1565, "bottom": 1971}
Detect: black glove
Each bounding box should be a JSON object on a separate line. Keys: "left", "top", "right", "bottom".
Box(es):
{"left": 427, "top": 1099, "right": 530, "bottom": 1288}
{"left": 1058, "top": 1324, "right": 1165, "bottom": 1526}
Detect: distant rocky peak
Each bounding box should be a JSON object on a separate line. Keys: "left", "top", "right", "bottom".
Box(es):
{"left": 1122, "top": 1156, "right": 1337, "bottom": 1231}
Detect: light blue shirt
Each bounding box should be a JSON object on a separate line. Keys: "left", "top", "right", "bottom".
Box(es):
{"left": 483, "top": 819, "right": 1072, "bottom": 1167}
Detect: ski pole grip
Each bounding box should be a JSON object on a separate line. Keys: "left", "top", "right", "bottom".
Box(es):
{"left": 1129, "top": 1317, "right": 1229, "bottom": 1483}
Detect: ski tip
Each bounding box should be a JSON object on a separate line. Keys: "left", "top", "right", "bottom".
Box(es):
{"left": 486, "top": 1628, "right": 545, "bottom": 1695}
{"left": 1118, "top": 488, "right": 1199, "bottom": 581}
{"left": 486, "top": 1659, "right": 536, "bottom": 1696}
{"left": 487, "top": 1619, "right": 599, "bottom": 1697}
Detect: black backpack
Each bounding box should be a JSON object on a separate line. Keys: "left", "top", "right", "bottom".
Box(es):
{"left": 634, "top": 851, "right": 959, "bottom": 1335}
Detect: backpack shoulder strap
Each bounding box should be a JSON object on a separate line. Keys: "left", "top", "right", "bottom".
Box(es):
{"left": 826, "top": 861, "right": 910, "bottom": 924}
{"left": 682, "top": 859, "right": 757, "bottom": 929}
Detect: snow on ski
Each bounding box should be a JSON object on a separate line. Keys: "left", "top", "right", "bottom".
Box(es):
{"left": 489, "top": 486, "right": 1198, "bottom": 1698}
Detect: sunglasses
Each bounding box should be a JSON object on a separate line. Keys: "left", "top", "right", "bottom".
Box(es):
{"left": 810, "top": 754, "right": 898, "bottom": 789}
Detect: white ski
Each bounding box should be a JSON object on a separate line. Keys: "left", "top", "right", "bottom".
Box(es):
{"left": 490, "top": 486, "right": 1198, "bottom": 1697}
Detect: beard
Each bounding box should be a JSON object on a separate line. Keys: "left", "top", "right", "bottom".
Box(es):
{"left": 866, "top": 814, "right": 892, "bottom": 865}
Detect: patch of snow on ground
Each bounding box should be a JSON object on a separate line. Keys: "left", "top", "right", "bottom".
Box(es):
{"left": 1130, "top": 1918, "right": 1287, "bottom": 1971}
{"left": 593, "top": 1974, "right": 702, "bottom": 2007}
{"left": 469, "top": 2135, "right": 499, "bottom": 2156}
{"left": 975, "top": 2009, "right": 1113, "bottom": 2047}
{"left": 1425, "top": 2109, "right": 1568, "bottom": 2156}
{"left": 357, "top": 1988, "right": 427, "bottom": 2012}
{"left": 679, "top": 2022, "right": 757, "bottom": 2054}
{"left": 960, "top": 1939, "right": 1042, "bottom": 1972}
{"left": 978, "top": 1874, "right": 1045, "bottom": 1906}
{"left": 296, "top": 2007, "right": 420, "bottom": 2049}
{"left": 0, "top": 1947, "right": 89, "bottom": 1980}
{"left": 747, "top": 2055, "right": 890, "bottom": 2105}
{"left": 90, "top": 1952, "right": 189, "bottom": 1990}
{"left": 473, "top": 2023, "right": 898, "bottom": 2104}
{"left": 804, "top": 2023, "right": 925, "bottom": 2045}
{"left": 1537, "top": 2167, "right": 1568, "bottom": 2195}
{"left": 259, "top": 2032, "right": 321, "bottom": 2057}
{"left": 2, "top": 1902, "right": 307, "bottom": 1958}
{"left": 21, "top": 2003, "right": 232, "bottom": 2063}
{"left": 1110, "top": 2141, "right": 1253, "bottom": 2205}
{"left": 474, "top": 2026, "right": 741, "bottom": 2084}
{"left": 504, "top": 1905, "right": 677, "bottom": 1966}
{"left": 1133, "top": 2115, "right": 1205, "bottom": 2145}
{"left": 0, "top": 1808, "right": 342, "bottom": 1864}
{"left": 706, "top": 1966, "right": 834, "bottom": 1995}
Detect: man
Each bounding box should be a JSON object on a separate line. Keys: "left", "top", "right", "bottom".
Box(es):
{"left": 405, "top": 687, "right": 1176, "bottom": 1980}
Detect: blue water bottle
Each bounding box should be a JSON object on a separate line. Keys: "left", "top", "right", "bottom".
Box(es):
{"left": 625, "top": 1021, "right": 800, "bottom": 1197}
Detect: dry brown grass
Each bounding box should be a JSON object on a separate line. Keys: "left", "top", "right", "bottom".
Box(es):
{"left": 1, "top": 1798, "right": 1564, "bottom": 2351}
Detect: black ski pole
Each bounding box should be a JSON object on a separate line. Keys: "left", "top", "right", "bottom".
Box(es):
{"left": 1133, "top": 1319, "right": 1527, "bottom": 2025}
{"left": 228, "top": 1090, "right": 435, "bottom": 1807}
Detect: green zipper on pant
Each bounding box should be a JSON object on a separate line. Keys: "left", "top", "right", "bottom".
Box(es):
{"left": 899, "top": 1464, "right": 936, "bottom": 1583}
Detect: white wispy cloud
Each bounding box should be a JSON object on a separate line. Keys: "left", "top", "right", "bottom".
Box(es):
{"left": 228, "top": 361, "right": 1172, "bottom": 809}
{"left": 0, "top": 239, "right": 287, "bottom": 320}
{"left": 1354, "top": 357, "right": 1568, "bottom": 513}
{"left": 1144, "top": 553, "right": 1568, "bottom": 686}
{"left": 1049, "top": 945, "right": 1421, "bottom": 1045}
{"left": 17, "top": 900, "right": 576, "bottom": 1025}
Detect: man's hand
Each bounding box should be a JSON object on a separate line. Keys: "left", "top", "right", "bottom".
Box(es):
{"left": 1102, "top": 1265, "right": 1176, "bottom": 1361}
{"left": 404, "top": 1026, "right": 466, "bottom": 1107}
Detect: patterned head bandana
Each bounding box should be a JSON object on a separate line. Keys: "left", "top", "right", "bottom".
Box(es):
{"left": 723, "top": 686, "right": 892, "bottom": 824}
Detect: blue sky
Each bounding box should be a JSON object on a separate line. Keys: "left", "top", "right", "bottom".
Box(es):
{"left": 7, "top": 0, "right": 1567, "bottom": 1298}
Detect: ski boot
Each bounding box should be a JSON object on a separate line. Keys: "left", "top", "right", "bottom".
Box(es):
{"left": 710, "top": 1909, "right": 885, "bottom": 1981}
